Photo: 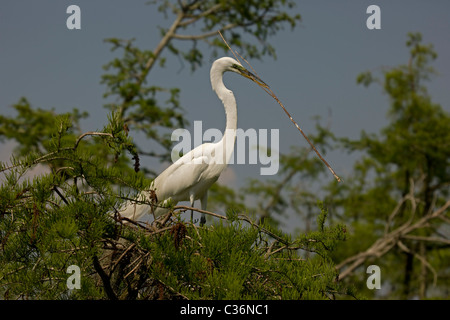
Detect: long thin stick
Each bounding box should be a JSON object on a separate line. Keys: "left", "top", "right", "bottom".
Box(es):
{"left": 262, "top": 86, "right": 341, "bottom": 182}
{"left": 218, "top": 31, "right": 341, "bottom": 182}
{"left": 218, "top": 30, "right": 241, "bottom": 63}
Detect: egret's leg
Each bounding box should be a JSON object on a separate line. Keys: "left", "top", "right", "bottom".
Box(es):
{"left": 189, "top": 194, "right": 195, "bottom": 223}
{"left": 200, "top": 192, "right": 207, "bottom": 226}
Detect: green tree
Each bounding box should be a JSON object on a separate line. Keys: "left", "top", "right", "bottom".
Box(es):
{"left": 0, "top": 1, "right": 353, "bottom": 300}
{"left": 329, "top": 33, "right": 450, "bottom": 299}
{"left": 205, "top": 32, "right": 450, "bottom": 300}
{"left": 0, "top": 112, "right": 351, "bottom": 299}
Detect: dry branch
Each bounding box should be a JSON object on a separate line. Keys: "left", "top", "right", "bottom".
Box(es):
{"left": 336, "top": 198, "right": 450, "bottom": 280}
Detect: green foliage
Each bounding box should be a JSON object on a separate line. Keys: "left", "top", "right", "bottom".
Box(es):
{"left": 0, "top": 98, "right": 87, "bottom": 157}
{"left": 0, "top": 112, "right": 146, "bottom": 299}
{"left": 328, "top": 33, "right": 450, "bottom": 299}
{"left": 0, "top": 107, "right": 346, "bottom": 299}
{"left": 101, "top": 37, "right": 187, "bottom": 166}
{"left": 101, "top": 207, "right": 350, "bottom": 300}
{"left": 157, "top": 0, "right": 300, "bottom": 64}
{"left": 204, "top": 32, "right": 450, "bottom": 300}
{"left": 0, "top": 116, "right": 351, "bottom": 299}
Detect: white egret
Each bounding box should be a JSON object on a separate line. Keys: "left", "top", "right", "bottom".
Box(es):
{"left": 118, "top": 57, "right": 267, "bottom": 225}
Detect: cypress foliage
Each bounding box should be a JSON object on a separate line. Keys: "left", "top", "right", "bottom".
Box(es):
{"left": 0, "top": 112, "right": 352, "bottom": 300}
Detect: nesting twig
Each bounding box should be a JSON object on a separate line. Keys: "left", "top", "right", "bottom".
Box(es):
{"left": 218, "top": 31, "right": 342, "bottom": 182}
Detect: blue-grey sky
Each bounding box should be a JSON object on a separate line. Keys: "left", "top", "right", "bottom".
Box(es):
{"left": 1, "top": 1, "right": 449, "bottom": 229}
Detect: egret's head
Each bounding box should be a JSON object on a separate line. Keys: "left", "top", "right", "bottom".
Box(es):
{"left": 214, "top": 57, "right": 269, "bottom": 89}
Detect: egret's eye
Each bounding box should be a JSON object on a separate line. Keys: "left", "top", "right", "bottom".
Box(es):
{"left": 231, "top": 64, "right": 243, "bottom": 71}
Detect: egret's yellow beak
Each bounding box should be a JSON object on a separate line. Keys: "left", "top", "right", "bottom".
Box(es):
{"left": 233, "top": 64, "right": 269, "bottom": 89}
{"left": 241, "top": 69, "right": 269, "bottom": 89}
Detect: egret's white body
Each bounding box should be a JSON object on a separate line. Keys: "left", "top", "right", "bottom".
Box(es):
{"left": 118, "top": 57, "right": 266, "bottom": 224}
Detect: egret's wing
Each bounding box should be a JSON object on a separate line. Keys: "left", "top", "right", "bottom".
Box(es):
{"left": 152, "top": 143, "right": 215, "bottom": 202}
{"left": 118, "top": 144, "right": 215, "bottom": 221}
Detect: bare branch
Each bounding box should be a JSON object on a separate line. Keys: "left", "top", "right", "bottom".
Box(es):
{"left": 397, "top": 240, "right": 437, "bottom": 287}
{"left": 178, "top": 3, "right": 222, "bottom": 27}
{"left": 172, "top": 24, "right": 237, "bottom": 40}
{"left": 401, "top": 235, "right": 450, "bottom": 245}
{"left": 336, "top": 199, "right": 450, "bottom": 280}
{"left": 93, "top": 255, "right": 118, "bottom": 300}
{"left": 173, "top": 205, "right": 227, "bottom": 220}
{"left": 73, "top": 131, "right": 114, "bottom": 150}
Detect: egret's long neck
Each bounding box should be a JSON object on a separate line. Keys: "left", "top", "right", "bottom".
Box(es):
{"left": 211, "top": 68, "right": 237, "bottom": 164}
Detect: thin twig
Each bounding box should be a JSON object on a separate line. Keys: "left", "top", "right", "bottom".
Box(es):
{"left": 124, "top": 252, "right": 151, "bottom": 279}
{"left": 218, "top": 30, "right": 341, "bottom": 182}
{"left": 218, "top": 30, "right": 241, "bottom": 63}
{"left": 174, "top": 24, "right": 236, "bottom": 40}
{"left": 397, "top": 240, "right": 437, "bottom": 287}
{"left": 110, "top": 243, "right": 136, "bottom": 275}
{"left": 174, "top": 205, "right": 290, "bottom": 246}
{"left": 93, "top": 255, "right": 118, "bottom": 300}
{"left": 174, "top": 205, "right": 228, "bottom": 221}
{"left": 74, "top": 132, "right": 114, "bottom": 150}
{"left": 52, "top": 186, "right": 69, "bottom": 205}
